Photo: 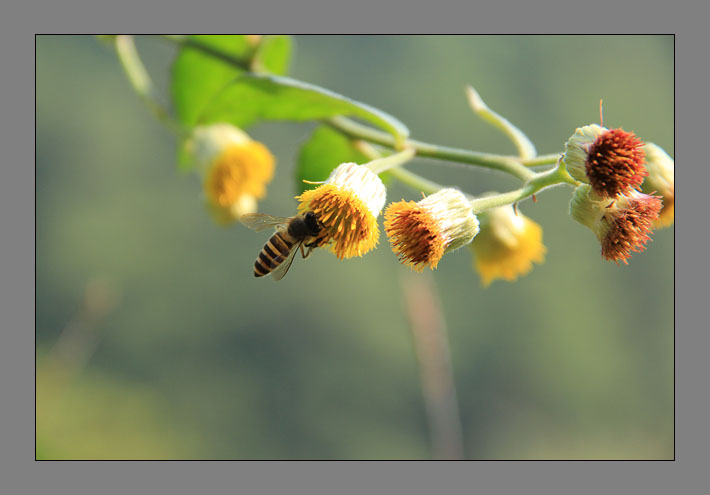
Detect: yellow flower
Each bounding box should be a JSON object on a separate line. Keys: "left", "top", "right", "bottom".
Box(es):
{"left": 470, "top": 205, "right": 546, "bottom": 286}
{"left": 296, "top": 162, "right": 386, "bottom": 259}
{"left": 384, "top": 188, "right": 479, "bottom": 271}
{"left": 641, "top": 143, "right": 674, "bottom": 228}
{"left": 188, "top": 123, "right": 275, "bottom": 224}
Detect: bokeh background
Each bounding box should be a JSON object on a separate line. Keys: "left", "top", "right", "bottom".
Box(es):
{"left": 36, "top": 35, "right": 673, "bottom": 460}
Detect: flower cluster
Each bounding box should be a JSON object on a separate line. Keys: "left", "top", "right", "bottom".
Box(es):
{"left": 182, "top": 123, "right": 670, "bottom": 278}
{"left": 564, "top": 124, "right": 672, "bottom": 263}
{"left": 111, "top": 34, "right": 672, "bottom": 285}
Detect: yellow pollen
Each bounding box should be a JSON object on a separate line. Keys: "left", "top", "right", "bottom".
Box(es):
{"left": 297, "top": 184, "right": 379, "bottom": 259}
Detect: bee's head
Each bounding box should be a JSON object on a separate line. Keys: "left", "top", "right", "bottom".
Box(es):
{"left": 304, "top": 211, "right": 322, "bottom": 235}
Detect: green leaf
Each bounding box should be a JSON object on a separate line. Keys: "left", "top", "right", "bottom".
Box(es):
{"left": 199, "top": 74, "right": 410, "bottom": 142}
{"left": 252, "top": 35, "right": 293, "bottom": 75}
{"left": 296, "top": 125, "right": 392, "bottom": 195}
{"left": 171, "top": 35, "right": 253, "bottom": 127}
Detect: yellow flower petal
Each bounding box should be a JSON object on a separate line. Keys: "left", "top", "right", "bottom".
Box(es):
{"left": 472, "top": 210, "right": 546, "bottom": 286}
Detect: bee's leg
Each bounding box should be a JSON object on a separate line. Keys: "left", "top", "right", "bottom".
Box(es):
{"left": 301, "top": 244, "right": 315, "bottom": 259}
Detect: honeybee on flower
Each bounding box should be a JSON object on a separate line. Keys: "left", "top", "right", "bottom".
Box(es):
{"left": 241, "top": 211, "right": 326, "bottom": 280}
{"left": 296, "top": 162, "right": 386, "bottom": 259}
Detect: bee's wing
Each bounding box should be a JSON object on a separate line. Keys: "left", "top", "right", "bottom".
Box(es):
{"left": 271, "top": 241, "right": 302, "bottom": 281}
{"left": 240, "top": 213, "right": 291, "bottom": 232}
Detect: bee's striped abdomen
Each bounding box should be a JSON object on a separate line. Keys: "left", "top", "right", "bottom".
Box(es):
{"left": 253, "top": 231, "right": 293, "bottom": 277}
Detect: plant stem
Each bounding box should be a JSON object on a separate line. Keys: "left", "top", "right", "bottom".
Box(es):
{"left": 386, "top": 167, "right": 443, "bottom": 195}
{"left": 355, "top": 138, "right": 575, "bottom": 213}
{"left": 114, "top": 36, "right": 185, "bottom": 137}
{"left": 402, "top": 272, "right": 465, "bottom": 460}
{"left": 364, "top": 147, "right": 416, "bottom": 174}
{"left": 469, "top": 163, "right": 578, "bottom": 214}
{"left": 520, "top": 153, "right": 562, "bottom": 167}
{"left": 466, "top": 85, "right": 536, "bottom": 160}
{"left": 354, "top": 140, "right": 444, "bottom": 195}
{"left": 329, "top": 116, "right": 535, "bottom": 182}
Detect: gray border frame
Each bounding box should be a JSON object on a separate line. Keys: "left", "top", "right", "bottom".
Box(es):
{"left": 6, "top": 0, "right": 707, "bottom": 492}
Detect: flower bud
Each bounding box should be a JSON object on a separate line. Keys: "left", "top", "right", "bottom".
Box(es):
{"left": 187, "top": 123, "right": 275, "bottom": 224}
{"left": 564, "top": 124, "right": 647, "bottom": 199}
{"left": 641, "top": 143, "right": 674, "bottom": 228}
{"left": 384, "top": 188, "right": 480, "bottom": 271}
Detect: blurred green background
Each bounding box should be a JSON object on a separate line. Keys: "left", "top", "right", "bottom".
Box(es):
{"left": 36, "top": 35, "right": 673, "bottom": 460}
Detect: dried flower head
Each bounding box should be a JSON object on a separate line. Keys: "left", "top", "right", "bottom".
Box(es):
{"left": 570, "top": 184, "right": 662, "bottom": 264}
{"left": 470, "top": 205, "right": 546, "bottom": 286}
{"left": 564, "top": 124, "right": 647, "bottom": 199}
{"left": 296, "top": 163, "right": 386, "bottom": 259}
{"left": 188, "top": 123, "right": 275, "bottom": 224}
{"left": 641, "top": 143, "right": 674, "bottom": 228}
{"left": 384, "top": 188, "right": 480, "bottom": 271}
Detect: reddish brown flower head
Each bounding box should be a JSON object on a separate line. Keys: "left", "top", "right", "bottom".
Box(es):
{"left": 601, "top": 193, "right": 662, "bottom": 264}
{"left": 384, "top": 189, "right": 479, "bottom": 271}
{"left": 570, "top": 185, "right": 662, "bottom": 265}
{"left": 564, "top": 124, "right": 648, "bottom": 199}
{"left": 586, "top": 128, "right": 647, "bottom": 198}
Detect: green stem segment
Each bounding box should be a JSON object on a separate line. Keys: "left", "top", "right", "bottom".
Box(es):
{"left": 364, "top": 147, "right": 416, "bottom": 174}
{"left": 387, "top": 167, "right": 443, "bottom": 196}
{"left": 353, "top": 138, "right": 576, "bottom": 212}
{"left": 469, "top": 164, "right": 578, "bottom": 214}
{"left": 520, "top": 153, "right": 562, "bottom": 168}
{"left": 355, "top": 141, "right": 443, "bottom": 195}
{"left": 466, "top": 85, "right": 536, "bottom": 160}
{"left": 329, "top": 116, "right": 535, "bottom": 182}
{"left": 114, "top": 36, "right": 184, "bottom": 137}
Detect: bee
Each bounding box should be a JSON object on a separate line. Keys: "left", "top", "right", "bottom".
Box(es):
{"left": 240, "top": 211, "right": 325, "bottom": 280}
